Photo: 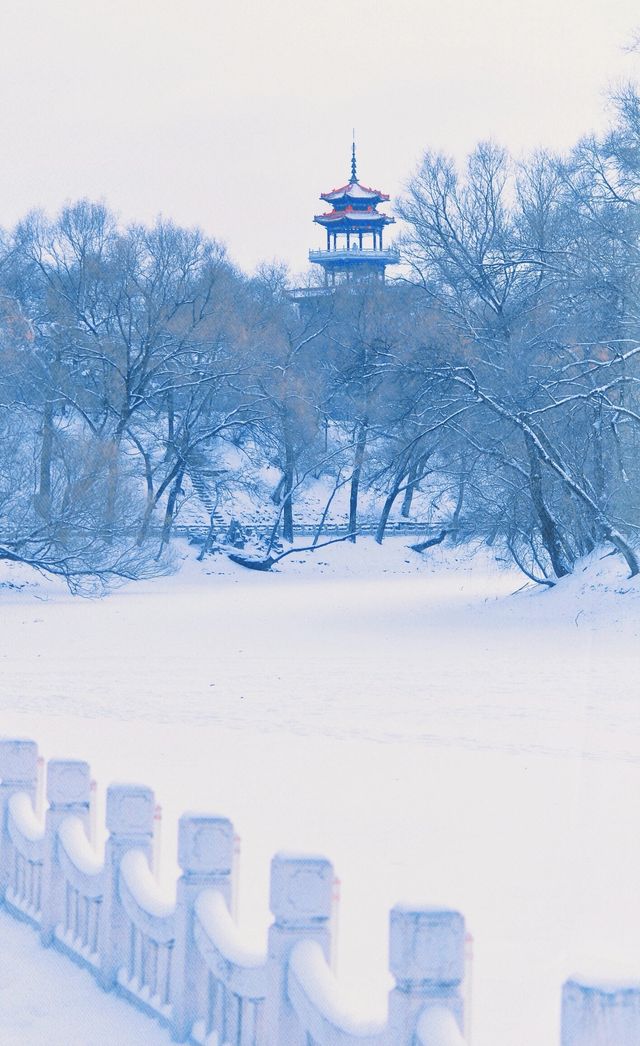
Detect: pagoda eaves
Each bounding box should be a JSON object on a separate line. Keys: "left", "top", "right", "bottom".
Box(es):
{"left": 314, "top": 205, "right": 395, "bottom": 229}
{"left": 320, "top": 182, "right": 390, "bottom": 207}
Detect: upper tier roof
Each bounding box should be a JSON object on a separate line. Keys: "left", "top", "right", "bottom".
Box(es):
{"left": 321, "top": 180, "right": 390, "bottom": 206}
{"left": 321, "top": 143, "right": 390, "bottom": 206}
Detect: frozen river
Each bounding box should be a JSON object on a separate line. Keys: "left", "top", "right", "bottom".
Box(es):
{"left": 0, "top": 539, "right": 639, "bottom": 1044}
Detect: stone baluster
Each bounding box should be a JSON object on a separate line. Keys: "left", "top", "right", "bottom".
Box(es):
{"left": 264, "top": 853, "right": 334, "bottom": 1045}
{"left": 388, "top": 906, "right": 466, "bottom": 1043}
{"left": 0, "top": 738, "right": 38, "bottom": 898}
{"left": 171, "top": 814, "right": 235, "bottom": 1042}
{"left": 561, "top": 978, "right": 640, "bottom": 1046}
{"left": 40, "top": 759, "right": 91, "bottom": 946}
{"left": 98, "top": 783, "right": 155, "bottom": 989}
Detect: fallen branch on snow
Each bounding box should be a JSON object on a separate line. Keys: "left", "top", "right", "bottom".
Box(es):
{"left": 409, "top": 529, "right": 448, "bottom": 554}
{"left": 228, "top": 533, "right": 358, "bottom": 572}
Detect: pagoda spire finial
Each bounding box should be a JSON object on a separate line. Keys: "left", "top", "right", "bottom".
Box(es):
{"left": 351, "top": 133, "right": 357, "bottom": 182}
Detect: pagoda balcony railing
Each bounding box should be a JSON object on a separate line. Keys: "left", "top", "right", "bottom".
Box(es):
{"left": 309, "top": 246, "right": 400, "bottom": 264}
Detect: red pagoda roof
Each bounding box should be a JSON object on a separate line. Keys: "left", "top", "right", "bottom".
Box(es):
{"left": 321, "top": 180, "right": 390, "bottom": 204}
{"left": 318, "top": 144, "right": 391, "bottom": 208}
{"left": 314, "top": 204, "right": 393, "bottom": 226}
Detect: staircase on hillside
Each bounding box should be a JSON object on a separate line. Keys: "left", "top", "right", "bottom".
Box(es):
{"left": 187, "top": 459, "right": 225, "bottom": 526}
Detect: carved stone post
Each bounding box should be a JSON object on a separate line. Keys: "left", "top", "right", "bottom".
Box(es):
{"left": 40, "top": 759, "right": 91, "bottom": 946}
{"left": 388, "top": 906, "right": 466, "bottom": 1043}
{"left": 98, "top": 783, "right": 154, "bottom": 989}
{"left": 0, "top": 738, "right": 38, "bottom": 898}
{"left": 561, "top": 978, "right": 640, "bottom": 1045}
{"left": 265, "top": 853, "right": 334, "bottom": 1046}
{"left": 171, "top": 814, "right": 235, "bottom": 1042}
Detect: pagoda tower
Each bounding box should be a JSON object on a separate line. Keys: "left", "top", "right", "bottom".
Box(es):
{"left": 309, "top": 144, "right": 399, "bottom": 285}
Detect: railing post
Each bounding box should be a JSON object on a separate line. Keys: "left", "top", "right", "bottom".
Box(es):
{"left": 265, "top": 853, "right": 334, "bottom": 1046}
{"left": 171, "top": 814, "right": 235, "bottom": 1043}
{"left": 0, "top": 738, "right": 38, "bottom": 900}
{"left": 98, "top": 783, "right": 155, "bottom": 989}
{"left": 561, "top": 978, "right": 640, "bottom": 1045}
{"left": 40, "top": 759, "right": 91, "bottom": 946}
{"left": 388, "top": 906, "right": 466, "bottom": 1043}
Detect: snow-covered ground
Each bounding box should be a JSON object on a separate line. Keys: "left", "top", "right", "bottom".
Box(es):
{"left": 0, "top": 907, "right": 172, "bottom": 1045}
{"left": 0, "top": 538, "right": 639, "bottom": 1045}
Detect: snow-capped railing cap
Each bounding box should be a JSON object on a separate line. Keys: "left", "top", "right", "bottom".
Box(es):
{"left": 389, "top": 907, "right": 465, "bottom": 988}
{"left": 0, "top": 738, "right": 38, "bottom": 784}
{"left": 178, "top": 814, "right": 234, "bottom": 874}
{"left": 106, "top": 783, "right": 155, "bottom": 836}
{"left": 270, "top": 853, "right": 334, "bottom": 927}
{"left": 47, "top": 759, "right": 91, "bottom": 807}
{"left": 563, "top": 975, "right": 640, "bottom": 997}
{"left": 565, "top": 969, "right": 640, "bottom": 992}
{"left": 561, "top": 977, "right": 640, "bottom": 1046}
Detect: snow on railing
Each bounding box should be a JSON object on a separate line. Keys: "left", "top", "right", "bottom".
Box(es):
{"left": 6, "top": 789, "right": 45, "bottom": 921}
{"left": 0, "top": 736, "right": 632, "bottom": 1046}
{"left": 192, "top": 886, "right": 266, "bottom": 1044}
{"left": 288, "top": 938, "right": 385, "bottom": 1044}
{"left": 56, "top": 814, "right": 103, "bottom": 963}
{"left": 118, "top": 848, "right": 175, "bottom": 1016}
{"left": 416, "top": 1006, "right": 467, "bottom": 1046}
{"left": 561, "top": 978, "right": 640, "bottom": 1046}
{"left": 308, "top": 247, "right": 400, "bottom": 261}
{"left": 39, "top": 757, "right": 99, "bottom": 963}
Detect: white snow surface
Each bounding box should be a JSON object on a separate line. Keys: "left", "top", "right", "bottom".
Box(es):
{"left": 0, "top": 907, "right": 172, "bottom": 1044}
{"left": 0, "top": 538, "right": 639, "bottom": 1045}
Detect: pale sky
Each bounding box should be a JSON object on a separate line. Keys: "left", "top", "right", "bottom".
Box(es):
{"left": 0, "top": 0, "right": 638, "bottom": 275}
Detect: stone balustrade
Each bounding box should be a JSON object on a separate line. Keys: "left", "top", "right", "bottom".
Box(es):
{"left": 0, "top": 737, "right": 633, "bottom": 1045}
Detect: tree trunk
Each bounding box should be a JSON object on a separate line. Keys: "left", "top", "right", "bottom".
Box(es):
{"left": 410, "top": 529, "right": 448, "bottom": 553}
{"left": 35, "top": 397, "right": 54, "bottom": 520}
{"left": 282, "top": 418, "right": 295, "bottom": 544}
{"left": 135, "top": 449, "right": 156, "bottom": 546}
{"left": 450, "top": 473, "right": 465, "bottom": 538}
{"left": 376, "top": 473, "right": 404, "bottom": 545}
{"left": 400, "top": 460, "right": 418, "bottom": 518}
{"left": 165, "top": 389, "right": 175, "bottom": 462}
{"left": 604, "top": 525, "right": 639, "bottom": 577}
{"left": 105, "top": 418, "right": 128, "bottom": 541}
{"left": 526, "top": 435, "right": 572, "bottom": 578}
{"left": 592, "top": 408, "right": 606, "bottom": 505}
{"left": 158, "top": 463, "right": 185, "bottom": 553}
{"left": 348, "top": 419, "right": 368, "bottom": 543}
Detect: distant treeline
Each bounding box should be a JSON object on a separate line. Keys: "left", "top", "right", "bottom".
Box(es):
{"left": 1, "top": 89, "right": 640, "bottom": 588}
